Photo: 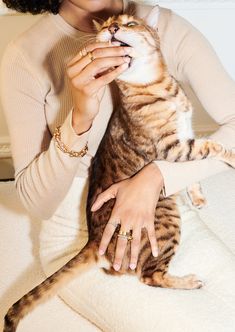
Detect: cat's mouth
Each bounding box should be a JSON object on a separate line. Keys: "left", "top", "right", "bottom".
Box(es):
{"left": 111, "top": 36, "right": 130, "bottom": 47}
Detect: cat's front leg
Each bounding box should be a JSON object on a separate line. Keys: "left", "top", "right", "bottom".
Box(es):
{"left": 161, "top": 138, "right": 235, "bottom": 168}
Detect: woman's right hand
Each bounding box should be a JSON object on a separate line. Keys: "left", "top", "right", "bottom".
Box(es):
{"left": 66, "top": 42, "right": 132, "bottom": 135}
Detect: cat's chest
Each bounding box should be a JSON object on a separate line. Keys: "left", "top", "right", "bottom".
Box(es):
{"left": 136, "top": 97, "right": 194, "bottom": 142}
{"left": 176, "top": 110, "right": 194, "bottom": 141}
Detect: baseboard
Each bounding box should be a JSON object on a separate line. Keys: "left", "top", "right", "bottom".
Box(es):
{"left": 0, "top": 137, "right": 14, "bottom": 180}
{"left": 0, "top": 136, "right": 11, "bottom": 159}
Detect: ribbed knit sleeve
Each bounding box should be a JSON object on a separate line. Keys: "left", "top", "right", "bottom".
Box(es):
{"left": 154, "top": 11, "right": 235, "bottom": 196}
{"left": 0, "top": 43, "right": 91, "bottom": 219}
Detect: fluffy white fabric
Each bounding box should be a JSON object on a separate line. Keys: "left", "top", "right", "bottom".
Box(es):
{"left": 38, "top": 171, "right": 235, "bottom": 332}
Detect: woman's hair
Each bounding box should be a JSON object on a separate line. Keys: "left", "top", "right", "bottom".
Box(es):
{"left": 2, "top": 0, "right": 62, "bottom": 14}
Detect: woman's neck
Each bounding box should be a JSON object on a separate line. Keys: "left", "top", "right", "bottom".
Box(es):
{"left": 59, "top": 0, "right": 124, "bottom": 33}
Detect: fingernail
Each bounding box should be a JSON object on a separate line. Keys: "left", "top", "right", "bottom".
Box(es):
{"left": 113, "top": 264, "right": 120, "bottom": 271}
{"left": 99, "top": 249, "right": 104, "bottom": 255}
{"left": 153, "top": 250, "right": 158, "bottom": 257}
{"left": 120, "top": 63, "right": 129, "bottom": 70}
{"left": 124, "top": 57, "right": 131, "bottom": 63}
{"left": 91, "top": 203, "right": 98, "bottom": 211}
{"left": 129, "top": 263, "right": 136, "bottom": 270}
{"left": 124, "top": 47, "right": 133, "bottom": 55}
{"left": 112, "top": 41, "right": 121, "bottom": 46}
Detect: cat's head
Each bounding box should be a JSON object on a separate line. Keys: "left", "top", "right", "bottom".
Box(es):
{"left": 95, "top": 6, "right": 163, "bottom": 85}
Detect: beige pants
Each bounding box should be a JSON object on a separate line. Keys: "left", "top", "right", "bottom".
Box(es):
{"left": 39, "top": 175, "right": 235, "bottom": 332}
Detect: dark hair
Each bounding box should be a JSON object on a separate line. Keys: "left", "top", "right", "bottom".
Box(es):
{"left": 2, "top": 0, "right": 62, "bottom": 14}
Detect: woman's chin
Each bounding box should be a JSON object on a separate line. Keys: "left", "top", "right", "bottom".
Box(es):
{"left": 82, "top": 0, "right": 115, "bottom": 13}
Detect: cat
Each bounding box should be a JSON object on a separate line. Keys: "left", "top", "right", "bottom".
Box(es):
{"left": 4, "top": 7, "right": 235, "bottom": 332}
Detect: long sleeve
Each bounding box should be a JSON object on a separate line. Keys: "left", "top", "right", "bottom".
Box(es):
{"left": 0, "top": 43, "right": 91, "bottom": 219}
{"left": 154, "top": 11, "right": 235, "bottom": 196}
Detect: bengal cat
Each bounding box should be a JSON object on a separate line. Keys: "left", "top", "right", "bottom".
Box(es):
{"left": 4, "top": 6, "right": 235, "bottom": 332}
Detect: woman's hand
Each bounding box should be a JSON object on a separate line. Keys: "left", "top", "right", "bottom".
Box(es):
{"left": 66, "top": 42, "right": 132, "bottom": 135}
{"left": 91, "top": 163, "right": 164, "bottom": 271}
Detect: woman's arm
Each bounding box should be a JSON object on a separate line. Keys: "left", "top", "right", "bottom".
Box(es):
{"left": 0, "top": 41, "right": 130, "bottom": 220}
{"left": 0, "top": 43, "right": 91, "bottom": 220}
{"left": 154, "top": 10, "right": 235, "bottom": 196}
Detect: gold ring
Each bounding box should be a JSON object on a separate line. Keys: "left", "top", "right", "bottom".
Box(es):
{"left": 118, "top": 230, "right": 133, "bottom": 241}
{"left": 79, "top": 47, "right": 88, "bottom": 58}
{"left": 88, "top": 51, "right": 95, "bottom": 62}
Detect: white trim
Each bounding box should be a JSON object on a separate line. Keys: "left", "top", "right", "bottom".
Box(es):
{"left": 0, "top": 137, "right": 11, "bottom": 159}
{"left": 150, "top": 1, "right": 235, "bottom": 10}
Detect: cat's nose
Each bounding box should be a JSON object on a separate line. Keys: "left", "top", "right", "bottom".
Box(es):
{"left": 108, "top": 22, "right": 119, "bottom": 35}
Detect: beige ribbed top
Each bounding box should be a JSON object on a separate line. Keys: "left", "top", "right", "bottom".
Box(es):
{"left": 1, "top": 1, "right": 235, "bottom": 219}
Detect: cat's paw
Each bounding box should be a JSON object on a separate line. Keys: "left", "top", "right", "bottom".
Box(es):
{"left": 181, "top": 274, "right": 204, "bottom": 290}
{"left": 191, "top": 196, "right": 207, "bottom": 209}
{"left": 187, "top": 183, "right": 207, "bottom": 209}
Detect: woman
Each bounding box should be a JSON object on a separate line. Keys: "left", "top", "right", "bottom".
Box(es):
{"left": 1, "top": 0, "right": 235, "bottom": 330}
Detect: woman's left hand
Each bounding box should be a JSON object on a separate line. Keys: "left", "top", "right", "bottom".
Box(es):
{"left": 91, "top": 163, "right": 164, "bottom": 271}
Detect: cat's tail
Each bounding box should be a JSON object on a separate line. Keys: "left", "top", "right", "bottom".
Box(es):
{"left": 3, "top": 241, "right": 99, "bottom": 332}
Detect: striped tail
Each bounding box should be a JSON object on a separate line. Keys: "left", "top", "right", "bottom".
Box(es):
{"left": 4, "top": 242, "right": 98, "bottom": 332}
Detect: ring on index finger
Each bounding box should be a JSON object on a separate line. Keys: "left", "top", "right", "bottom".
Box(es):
{"left": 88, "top": 51, "right": 95, "bottom": 62}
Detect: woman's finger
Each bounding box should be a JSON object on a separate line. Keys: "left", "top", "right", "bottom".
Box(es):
{"left": 67, "top": 44, "right": 131, "bottom": 78}
{"left": 67, "top": 42, "right": 115, "bottom": 66}
{"left": 91, "top": 185, "right": 117, "bottom": 212}
{"left": 129, "top": 227, "right": 142, "bottom": 270}
{"left": 98, "top": 216, "right": 120, "bottom": 255}
{"left": 72, "top": 56, "right": 130, "bottom": 87}
{"left": 146, "top": 222, "right": 158, "bottom": 257}
{"left": 113, "top": 225, "right": 132, "bottom": 271}
{"left": 83, "top": 62, "right": 129, "bottom": 97}
{"left": 113, "top": 223, "right": 131, "bottom": 271}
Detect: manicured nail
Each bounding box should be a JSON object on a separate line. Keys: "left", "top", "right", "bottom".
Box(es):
{"left": 129, "top": 263, "right": 136, "bottom": 270}
{"left": 124, "top": 47, "right": 133, "bottom": 55}
{"left": 153, "top": 250, "right": 158, "bottom": 257}
{"left": 112, "top": 41, "right": 121, "bottom": 46}
{"left": 99, "top": 249, "right": 104, "bottom": 255}
{"left": 113, "top": 264, "right": 120, "bottom": 271}
{"left": 120, "top": 63, "right": 129, "bottom": 70}
{"left": 124, "top": 57, "right": 131, "bottom": 63}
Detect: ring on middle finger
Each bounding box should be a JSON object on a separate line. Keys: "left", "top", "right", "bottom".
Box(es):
{"left": 118, "top": 230, "right": 133, "bottom": 241}
{"left": 79, "top": 47, "right": 88, "bottom": 58}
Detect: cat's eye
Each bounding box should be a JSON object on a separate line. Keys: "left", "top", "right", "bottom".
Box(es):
{"left": 126, "top": 21, "right": 138, "bottom": 27}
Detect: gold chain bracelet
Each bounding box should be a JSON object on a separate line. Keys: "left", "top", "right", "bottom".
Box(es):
{"left": 53, "top": 126, "right": 88, "bottom": 158}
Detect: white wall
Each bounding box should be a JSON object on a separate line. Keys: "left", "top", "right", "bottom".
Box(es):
{"left": 0, "top": 0, "right": 235, "bottom": 157}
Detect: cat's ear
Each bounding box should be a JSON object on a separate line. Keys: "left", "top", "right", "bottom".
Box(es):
{"left": 92, "top": 20, "right": 102, "bottom": 31}
{"left": 144, "top": 5, "right": 160, "bottom": 30}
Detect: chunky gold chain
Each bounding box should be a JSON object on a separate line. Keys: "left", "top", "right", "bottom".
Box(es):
{"left": 53, "top": 126, "right": 88, "bottom": 158}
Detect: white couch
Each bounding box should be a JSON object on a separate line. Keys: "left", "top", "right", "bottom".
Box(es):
{"left": 0, "top": 170, "right": 235, "bottom": 332}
